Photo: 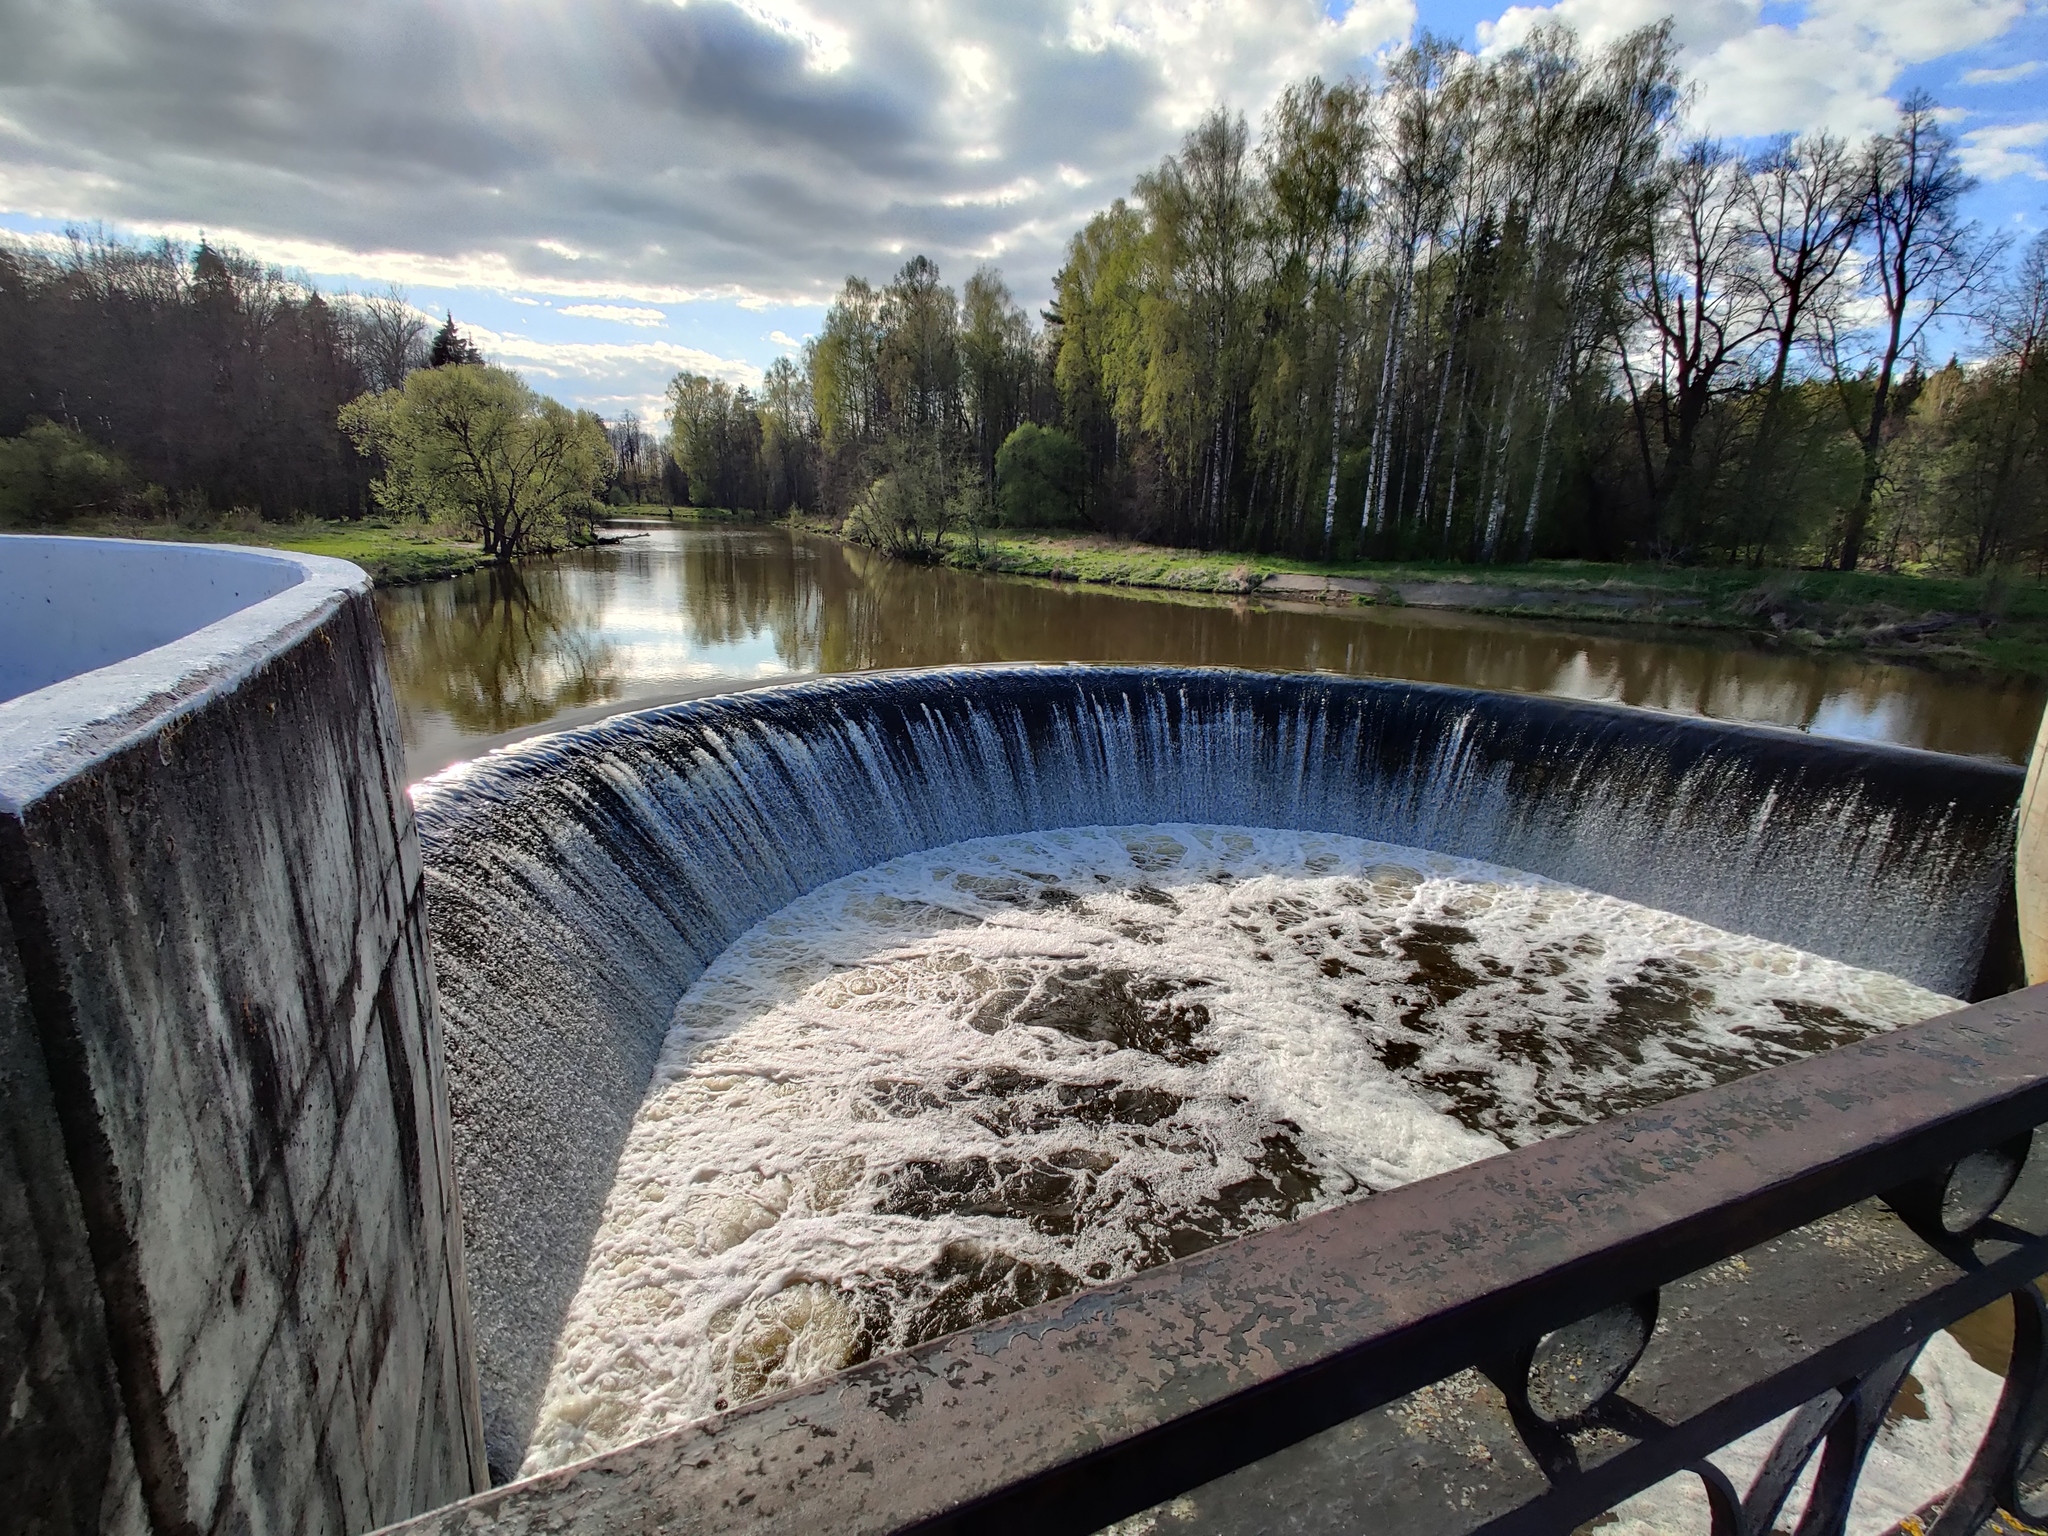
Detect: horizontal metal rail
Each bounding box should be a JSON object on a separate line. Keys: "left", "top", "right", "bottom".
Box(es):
{"left": 1137, "top": 1182, "right": 2048, "bottom": 1533}
{"left": 381, "top": 985, "right": 2048, "bottom": 1536}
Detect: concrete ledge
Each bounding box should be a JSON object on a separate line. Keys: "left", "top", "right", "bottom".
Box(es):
{"left": 0, "top": 535, "right": 307, "bottom": 707}
{"left": 0, "top": 536, "right": 357, "bottom": 814}
{"left": 0, "top": 537, "right": 486, "bottom": 1533}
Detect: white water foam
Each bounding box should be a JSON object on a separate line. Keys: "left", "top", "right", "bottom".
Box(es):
{"left": 520, "top": 824, "right": 1961, "bottom": 1481}
{"left": 1598, "top": 1327, "right": 2005, "bottom": 1535}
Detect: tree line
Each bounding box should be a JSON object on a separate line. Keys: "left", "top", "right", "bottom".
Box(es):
{"left": 670, "top": 21, "right": 2046, "bottom": 574}
{"left": 0, "top": 230, "right": 625, "bottom": 557}
{"left": 0, "top": 230, "right": 421, "bottom": 521}
{"left": 5, "top": 19, "right": 2042, "bottom": 576}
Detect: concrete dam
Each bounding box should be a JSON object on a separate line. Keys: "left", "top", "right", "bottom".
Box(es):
{"left": 0, "top": 538, "right": 2030, "bottom": 1532}
{"left": 407, "top": 666, "right": 2023, "bottom": 1483}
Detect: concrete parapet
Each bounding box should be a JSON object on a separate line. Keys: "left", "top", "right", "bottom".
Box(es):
{"left": 2020, "top": 706, "right": 2048, "bottom": 985}
{"left": 0, "top": 538, "right": 485, "bottom": 1533}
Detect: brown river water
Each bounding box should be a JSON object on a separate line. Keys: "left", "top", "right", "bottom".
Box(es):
{"left": 374, "top": 520, "right": 2046, "bottom": 780}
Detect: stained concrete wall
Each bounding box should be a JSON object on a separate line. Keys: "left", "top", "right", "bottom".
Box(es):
{"left": 0, "top": 537, "right": 486, "bottom": 1533}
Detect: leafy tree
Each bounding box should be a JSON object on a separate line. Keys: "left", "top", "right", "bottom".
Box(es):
{"left": 339, "top": 364, "right": 610, "bottom": 560}
{"left": 0, "top": 419, "right": 134, "bottom": 523}
{"left": 758, "top": 355, "right": 821, "bottom": 513}
{"left": 995, "top": 423, "right": 1087, "bottom": 527}
{"left": 845, "top": 439, "right": 958, "bottom": 559}
{"left": 666, "top": 372, "right": 766, "bottom": 512}
{"left": 631, "top": 24, "right": 2048, "bottom": 575}
{"left": 960, "top": 267, "right": 1036, "bottom": 489}
{"left": 1832, "top": 95, "right": 1999, "bottom": 570}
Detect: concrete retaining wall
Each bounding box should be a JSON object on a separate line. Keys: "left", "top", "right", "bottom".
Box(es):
{"left": 0, "top": 537, "right": 485, "bottom": 1534}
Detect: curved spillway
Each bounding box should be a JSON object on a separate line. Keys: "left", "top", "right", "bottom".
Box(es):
{"left": 411, "top": 665, "right": 2023, "bottom": 1479}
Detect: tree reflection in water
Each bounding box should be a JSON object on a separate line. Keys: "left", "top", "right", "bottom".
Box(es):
{"left": 375, "top": 523, "right": 2045, "bottom": 777}
{"left": 379, "top": 562, "right": 621, "bottom": 734}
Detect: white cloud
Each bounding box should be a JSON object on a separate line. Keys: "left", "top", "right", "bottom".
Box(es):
{"left": 0, "top": 210, "right": 786, "bottom": 305}
{"left": 0, "top": 0, "right": 1412, "bottom": 312}
{"left": 1960, "top": 120, "right": 2048, "bottom": 181}
{"left": 767, "top": 329, "right": 803, "bottom": 349}
{"left": 0, "top": 0, "right": 2027, "bottom": 331}
{"left": 1480, "top": 0, "right": 2026, "bottom": 138}
{"left": 1962, "top": 60, "right": 2042, "bottom": 85}
{"left": 468, "top": 327, "right": 761, "bottom": 389}
{"left": 580, "top": 389, "right": 677, "bottom": 426}
{"left": 725, "top": 0, "right": 853, "bottom": 74}
{"left": 1067, "top": 0, "right": 1412, "bottom": 128}
{"left": 560, "top": 303, "right": 669, "bottom": 327}
{"left": 460, "top": 322, "right": 756, "bottom": 417}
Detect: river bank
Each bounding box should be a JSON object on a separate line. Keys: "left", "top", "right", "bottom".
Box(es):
{"left": 770, "top": 517, "right": 2048, "bottom": 684}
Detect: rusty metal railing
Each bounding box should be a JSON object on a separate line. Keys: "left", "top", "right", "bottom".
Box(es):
{"left": 382, "top": 985, "right": 2048, "bottom": 1536}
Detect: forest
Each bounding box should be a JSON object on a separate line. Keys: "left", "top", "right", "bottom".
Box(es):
{"left": 0, "top": 231, "right": 626, "bottom": 554}
{"left": 671, "top": 22, "right": 2048, "bottom": 575}
{"left": 0, "top": 232, "right": 442, "bottom": 521}
{"left": 1, "top": 19, "right": 2043, "bottom": 577}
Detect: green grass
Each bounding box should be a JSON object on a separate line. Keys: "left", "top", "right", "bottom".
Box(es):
{"left": 663, "top": 505, "right": 781, "bottom": 525}
{"left": 885, "top": 526, "right": 2048, "bottom": 683}
{"left": 3, "top": 516, "right": 485, "bottom": 585}
{"left": 227, "top": 522, "right": 484, "bottom": 584}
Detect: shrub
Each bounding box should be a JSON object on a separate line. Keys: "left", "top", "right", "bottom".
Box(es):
{"left": 845, "top": 447, "right": 957, "bottom": 560}
{"left": 0, "top": 420, "right": 135, "bottom": 524}
{"left": 995, "top": 423, "right": 1087, "bottom": 528}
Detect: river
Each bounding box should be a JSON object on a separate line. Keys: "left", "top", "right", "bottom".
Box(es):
{"left": 375, "top": 519, "right": 2046, "bottom": 780}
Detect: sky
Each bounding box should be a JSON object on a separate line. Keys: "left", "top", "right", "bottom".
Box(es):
{"left": 1, "top": 0, "right": 2043, "bottom": 426}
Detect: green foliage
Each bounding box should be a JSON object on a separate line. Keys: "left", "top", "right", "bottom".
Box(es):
{"left": 800, "top": 254, "right": 1047, "bottom": 523}
{"left": 995, "top": 423, "right": 1087, "bottom": 527}
{"left": 427, "top": 315, "right": 484, "bottom": 368}
{"left": 845, "top": 441, "right": 959, "bottom": 560}
{"left": 665, "top": 365, "right": 815, "bottom": 516}
{"left": 0, "top": 419, "right": 135, "bottom": 524}
{"left": 339, "top": 364, "right": 610, "bottom": 560}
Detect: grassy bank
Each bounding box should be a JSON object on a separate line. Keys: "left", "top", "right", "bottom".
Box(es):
{"left": 794, "top": 520, "right": 2048, "bottom": 683}
{"left": 3, "top": 516, "right": 485, "bottom": 585}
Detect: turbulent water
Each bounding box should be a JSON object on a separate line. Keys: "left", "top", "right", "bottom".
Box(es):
{"left": 519, "top": 823, "right": 1956, "bottom": 1477}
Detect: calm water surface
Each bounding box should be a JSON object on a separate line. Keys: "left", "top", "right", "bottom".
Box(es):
{"left": 375, "top": 521, "right": 2046, "bottom": 779}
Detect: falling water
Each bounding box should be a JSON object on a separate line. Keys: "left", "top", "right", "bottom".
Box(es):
{"left": 412, "top": 666, "right": 2021, "bottom": 1478}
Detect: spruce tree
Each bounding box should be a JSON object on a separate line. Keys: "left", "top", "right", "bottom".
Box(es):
{"left": 428, "top": 313, "right": 482, "bottom": 368}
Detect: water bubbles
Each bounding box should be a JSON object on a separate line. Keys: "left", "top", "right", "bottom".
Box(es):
{"left": 520, "top": 824, "right": 1958, "bottom": 1478}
